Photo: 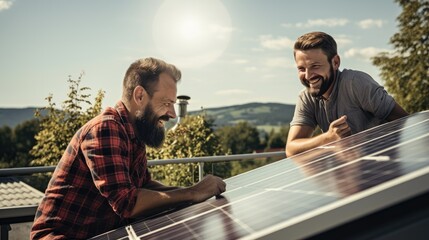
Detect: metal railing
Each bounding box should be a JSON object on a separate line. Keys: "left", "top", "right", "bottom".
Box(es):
{"left": 0, "top": 151, "right": 286, "bottom": 239}
{"left": 0, "top": 151, "right": 286, "bottom": 181}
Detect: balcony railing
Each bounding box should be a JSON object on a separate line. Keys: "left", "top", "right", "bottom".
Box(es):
{"left": 0, "top": 151, "right": 286, "bottom": 240}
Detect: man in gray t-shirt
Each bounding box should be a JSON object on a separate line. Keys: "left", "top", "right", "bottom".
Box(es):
{"left": 286, "top": 32, "right": 408, "bottom": 157}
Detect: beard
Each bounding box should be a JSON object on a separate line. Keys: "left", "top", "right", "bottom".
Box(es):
{"left": 301, "top": 65, "right": 335, "bottom": 98}
{"left": 135, "top": 104, "right": 169, "bottom": 148}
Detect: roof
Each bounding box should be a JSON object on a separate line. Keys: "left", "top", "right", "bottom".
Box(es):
{"left": 0, "top": 177, "right": 44, "bottom": 208}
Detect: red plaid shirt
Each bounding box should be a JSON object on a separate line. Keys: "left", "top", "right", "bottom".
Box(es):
{"left": 31, "top": 101, "right": 151, "bottom": 239}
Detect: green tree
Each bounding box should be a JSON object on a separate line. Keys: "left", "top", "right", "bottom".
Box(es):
{"left": 0, "top": 126, "right": 14, "bottom": 168}
{"left": 265, "top": 125, "right": 290, "bottom": 150}
{"left": 215, "top": 121, "right": 269, "bottom": 176}
{"left": 30, "top": 74, "right": 105, "bottom": 166}
{"left": 147, "top": 115, "right": 227, "bottom": 187}
{"left": 372, "top": 0, "right": 429, "bottom": 113}
{"left": 12, "top": 119, "right": 40, "bottom": 167}
{"left": 0, "top": 119, "right": 40, "bottom": 168}
{"left": 215, "top": 121, "right": 261, "bottom": 154}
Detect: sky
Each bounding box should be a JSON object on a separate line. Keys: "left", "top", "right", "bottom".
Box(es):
{"left": 0, "top": 0, "right": 402, "bottom": 112}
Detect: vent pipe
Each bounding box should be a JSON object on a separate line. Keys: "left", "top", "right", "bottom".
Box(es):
{"left": 172, "top": 95, "right": 191, "bottom": 130}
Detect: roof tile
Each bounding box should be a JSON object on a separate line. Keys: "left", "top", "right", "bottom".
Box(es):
{"left": 0, "top": 177, "right": 44, "bottom": 208}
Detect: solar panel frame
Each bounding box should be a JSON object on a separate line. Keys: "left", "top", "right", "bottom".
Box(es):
{"left": 90, "top": 110, "right": 429, "bottom": 240}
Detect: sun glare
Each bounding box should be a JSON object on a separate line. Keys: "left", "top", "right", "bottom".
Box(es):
{"left": 152, "top": 0, "right": 232, "bottom": 68}
{"left": 180, "top": 17, "right": 202, "bottom": 41}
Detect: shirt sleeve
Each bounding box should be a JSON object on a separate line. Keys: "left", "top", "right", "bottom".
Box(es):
{"left": 350, "top": 71, "right": 395, "bottom": 120}
{"left": 290, "top": 89, "right": 318, "bottom": 128}
{"left": 80, "top": 119, "right": 138, "bottom": 218}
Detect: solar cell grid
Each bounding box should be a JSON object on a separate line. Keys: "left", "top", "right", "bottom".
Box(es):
{"left": 91, "top": 111, "right": 429, "bottom": 240}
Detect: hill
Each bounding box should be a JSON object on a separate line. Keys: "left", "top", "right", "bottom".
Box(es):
{"left": 188, "top": 102, "right": 295, "bottom": 132}
{"left": 0, "top": 108, "right": 39, "bottom": 128}
{"left": 0, "top": 102, "right": 296, "bottom": 131}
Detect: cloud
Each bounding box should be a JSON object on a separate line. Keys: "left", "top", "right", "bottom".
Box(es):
{"left": 259, "top": 35, "right": 294, "bottom": 50}
{"left": 262, "top": 74, "right": 277, "bottom": 79}
{"left": 0, "top": 0, "right": 12, "bottom": 11}
{"left": 357, "top": 19, "right": 386, "bottom": 29}
{"left": 344, "top": 47, "right": 391, "bottom": 61}
{"left": 283, "top": 18, "right": 349, "bottom": 28}
{"left": 264, "top": 57, "right": 291, "bottom": 68}
{"left": 251, "top": 48, "right": 264, "bottom": 52}
{"left": 244, "top": 66, "right": 258, "bottom": 72}
{"left": 232, "top": 59, "right": 248, "bottom": 64}
{"left": 334, "top": 35, "right": 353, "bottom": 48}
{"left": 209, "top": 24, "right": 235, "bottom": 40}
{"left": 215, "top": 89, "right": 252, "bottom": 96}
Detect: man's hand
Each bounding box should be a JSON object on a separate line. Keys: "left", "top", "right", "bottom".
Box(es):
{"left": 130, "top": 175, "right": 226, "bottom": 218}
{"left": 189, "top": 174, "right": 226, "bottom": 203}
{"left": 326, "top": 115, "right": 351, "bottom": 141}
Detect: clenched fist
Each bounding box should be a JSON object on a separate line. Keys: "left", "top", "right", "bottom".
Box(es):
{"left": 326, "top": 115, "right": 351, "bottom": 141}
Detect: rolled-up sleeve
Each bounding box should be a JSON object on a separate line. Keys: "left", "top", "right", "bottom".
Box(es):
{"left": 290, "top": 90, "right": 318, "bottom": 128}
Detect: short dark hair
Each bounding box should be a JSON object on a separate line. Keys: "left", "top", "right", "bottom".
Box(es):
{"left": 122, "top": 57, "right": 182, "bottom": 101}
{"left": 294, "top": 31, "right": 338, "bottom": 61}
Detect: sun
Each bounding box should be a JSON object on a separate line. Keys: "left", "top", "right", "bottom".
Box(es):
{"left": 180, "top": 16, "right": 202, "bottom": 41}
{"left": 152, "top": 0, "right": 232, "bottom": 68}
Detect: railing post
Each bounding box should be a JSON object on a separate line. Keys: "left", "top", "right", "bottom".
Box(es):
{"left": 1, "top": 224, "right": 11, "bottom": 240}
{"left": 198, "top": 162, "right": 204, "bottom": 182}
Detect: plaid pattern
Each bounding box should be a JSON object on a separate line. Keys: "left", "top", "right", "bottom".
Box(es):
{"left": 31, "top": 101, "right": 151, "bottom": 240}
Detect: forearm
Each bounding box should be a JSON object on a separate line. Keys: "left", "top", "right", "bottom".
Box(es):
{"left": 130, "top": 175, "right": 226, "bottom": 218}
{"left": 286, "top": 132, "right": 332, "bottom": 157}
{"left": 386, "top": 102, "right": 408, "bottom": 121}
{"left": 129, "top": 188, "right": 193, "bottom": 218}
{"left": 144, "top": 180, "right": 182, "bottom": 191}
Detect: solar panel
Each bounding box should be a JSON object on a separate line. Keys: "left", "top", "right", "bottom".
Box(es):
{"left": 91, "top": 110, "right": 429, "bottom": 240}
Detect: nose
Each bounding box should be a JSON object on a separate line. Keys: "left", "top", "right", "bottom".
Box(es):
{"left": 167, "top": 105, "right": 177, "bottom": 119}
{"left": 304, "top": 69, "right": 312, "bottom": 80}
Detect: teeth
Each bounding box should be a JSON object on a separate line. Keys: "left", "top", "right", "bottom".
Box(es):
{"left": 309, "top": 78, "right": 320, "bottom": 85}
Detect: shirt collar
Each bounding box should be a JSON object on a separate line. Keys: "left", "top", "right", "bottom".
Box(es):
{"left": 328, "top": 69, "right": 341, "bottom": 103}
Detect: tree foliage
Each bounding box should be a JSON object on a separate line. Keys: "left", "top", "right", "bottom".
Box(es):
{"left": 0, "top": 126, "right": 14, "bottom": 168}
{"left": 265, "top": 125, "right": 290, "bottom": 150}
{"left": 215, "top": 121, "right": 276, "bottom": 176}
{"left": 0, "top": 119, "right": 40, "bottom": 168}
{"left": 215, "top": 121, "right": 261, "bottom": 154}
{"left": 372, "top": 0, "right": 429, "bottom": 113}
{"left": 30, "top": 74, "right": 105, "bottom": 166}
{"left": 147, "top": 115, "right": 227, "bottom": 187}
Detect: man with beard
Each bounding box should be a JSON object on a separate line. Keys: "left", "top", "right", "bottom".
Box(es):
{"left": 285, "top": 32, "right": 408, "bottom": 157}
{"left": 31, "top": 58, "right": 226, "bottom": 240}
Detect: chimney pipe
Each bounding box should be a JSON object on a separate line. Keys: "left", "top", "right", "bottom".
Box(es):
{"left": 172, "top": 95, "right": 191, "bottom": 130}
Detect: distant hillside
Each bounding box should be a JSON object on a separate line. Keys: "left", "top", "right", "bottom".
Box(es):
{"left": 188, "top": 102, "right": 295, "bottom": 131}
{"left": 0, "top": 103, "right": 295, "bottom": 132}
{"left": 0, "top": 108, "right": 39, "bottom": 128}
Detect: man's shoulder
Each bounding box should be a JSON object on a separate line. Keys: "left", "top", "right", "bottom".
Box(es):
{"left": 340, "top": 68, "right": 372, "bottom": 80}
{"left": 339, "top": 69, "right": 376, "bottom": 87}
{"left": 79, "top": 107, "right": 123, "bottom": 134}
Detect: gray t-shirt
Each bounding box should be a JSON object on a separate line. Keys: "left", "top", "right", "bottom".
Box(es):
{"left": 290, "top": 69, "right": 396, "bottom": 134}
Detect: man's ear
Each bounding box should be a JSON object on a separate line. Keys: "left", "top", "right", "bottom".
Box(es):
{"left": 133, "top": 85, "right": 147, "bottom": 104}
{"left": 332, "top": 55, "right": 341, "bottom": 70}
